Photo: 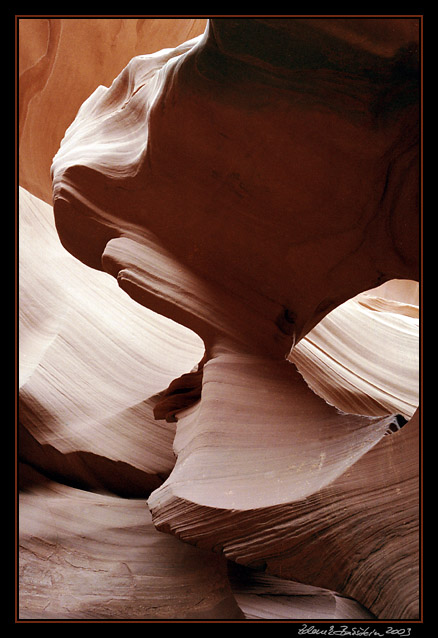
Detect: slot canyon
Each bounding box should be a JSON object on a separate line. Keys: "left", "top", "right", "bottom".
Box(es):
{"left": 17, "top": 16, "right": 421, "bottom": 622}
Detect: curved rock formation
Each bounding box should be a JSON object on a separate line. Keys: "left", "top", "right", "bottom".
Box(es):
{"left": 19, "top": 17, "right": 207, "bottom": 204}
{"left": 227, "top": 563, "right": 375, "bottom": 621}
{"left": 19, "top": 187, "right": 204, "bottom": 496}
{"left": 18, "top": 464, "right": 244, "bottom": 620}
{"left": 149, "top": 408, "right": 419, "bottom": 619}
{"left": 18, "top": 16, "right": 421, "bottom": 621}
{"left": 51, "top": 18, "right": 419, "bottom": 344}
{"left": 290, "top": 280, "right": 419, "bottom": 419}
{"left": 19, "top": 463, "right": 377, "bottom": 621}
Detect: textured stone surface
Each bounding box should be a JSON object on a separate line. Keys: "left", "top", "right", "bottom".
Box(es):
{"left": 18, "top": 17, "right": 420, "bottom": 621}
{"left": 290, "top": 280, "right": 419, "bottom": 419}
{"left": 227, "top": 563, "right": 376, "bottom": 621}
{"left": 19, "top": 187, "right": 204, "bottom": 496}
{"left": 18, "top": 464, "right": 244, "bottom": 620}
{"left": 149, "top": 409, "right": 419, "bottom": 619}
{"left": 19, "top": 17, "right": 207, "bottom": 203}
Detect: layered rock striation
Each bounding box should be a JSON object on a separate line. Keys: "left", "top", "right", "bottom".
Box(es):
{"left": 18, "top": 17, "right": 421, "bottom": 621}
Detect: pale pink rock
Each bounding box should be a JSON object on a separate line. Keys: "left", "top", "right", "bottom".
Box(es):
{"left": 18, "top": 17, "right": 421, "bottom": 621}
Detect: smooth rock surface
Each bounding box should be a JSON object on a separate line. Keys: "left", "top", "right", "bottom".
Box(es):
{"left": 228, "top": 563, "right": 376, "bottom": 620}
{"left": 19, "top": 18, "right": 207, "bottom": 203}
{"left": 18, "top": 16, "right": 421, "bottom": 621}
{"left": 19, "top": 186, "right": 204, "bottom": 495}
{"left": 290, "top": 279, "right": 419, "bottom": 419}
{"left": 149, "top": 410, "right": 419, "bottom": 619}
{"left": 51, "top": 18, "right": 420, "bottom": 356}
{"left": 18, "top": 464, "right": 244, "bottom": 620}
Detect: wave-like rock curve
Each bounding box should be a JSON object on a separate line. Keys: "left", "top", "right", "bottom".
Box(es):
{"left": 18, "top": 17, "right": 420, "bottom": 621}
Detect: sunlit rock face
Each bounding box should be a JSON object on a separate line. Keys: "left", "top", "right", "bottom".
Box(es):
{"left": 18, "top": 17, "right": 420, "bottom": 621}
{"left": 290, "top": 280, "right": 419, "bottom": 419}
{"left": 19, "top": 17, "right": 207, "bottom": 204}
{"left": 19, "top": 186, "right": 204, "bottom": 496}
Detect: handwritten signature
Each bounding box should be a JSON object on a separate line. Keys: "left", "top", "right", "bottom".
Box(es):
{"left": 297, "top": 625, "right": 412, "bottom": 637}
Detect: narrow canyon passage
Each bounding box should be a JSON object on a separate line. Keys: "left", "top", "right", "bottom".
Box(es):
{"left": 17, "top": 16, "right": 421, "bottom": 622}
